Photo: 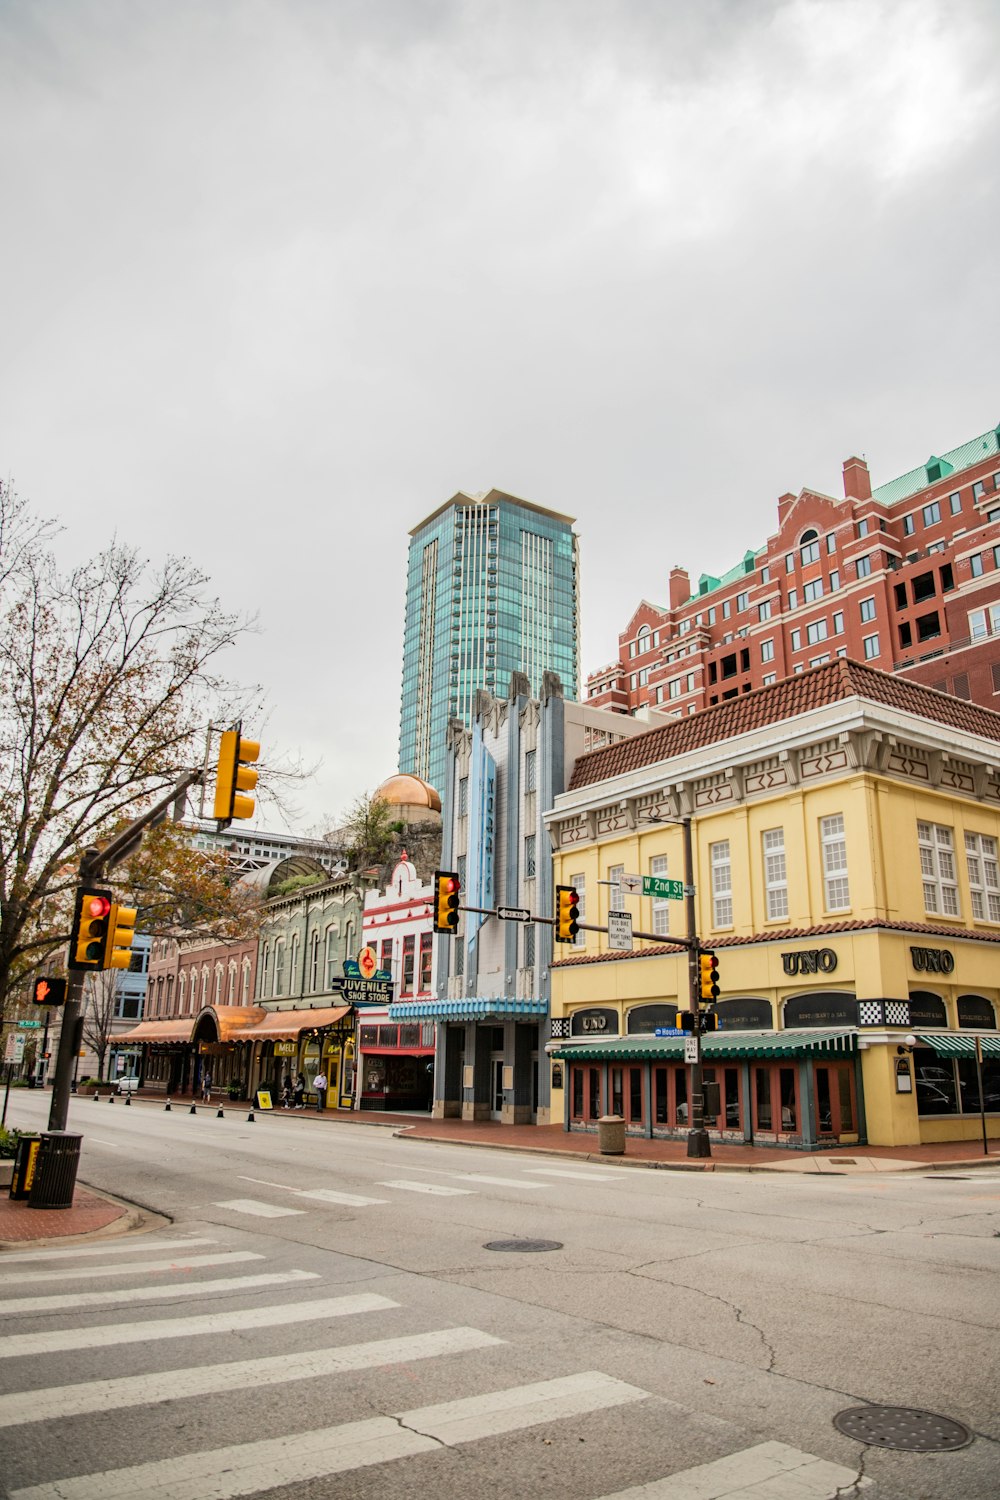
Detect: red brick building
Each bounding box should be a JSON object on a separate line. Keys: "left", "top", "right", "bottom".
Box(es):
{"left": 587, "top": 423, "right": 1000, "bottom": 718}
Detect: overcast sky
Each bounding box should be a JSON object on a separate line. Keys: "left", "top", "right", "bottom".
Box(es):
{"left": 2, "top": 0, "right": 997, "bottom": 833}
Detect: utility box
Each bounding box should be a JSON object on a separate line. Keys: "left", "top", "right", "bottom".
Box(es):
{"left": 28, "top": 1132, "right": 82, "bottom": 1210}
{"left": 597, "top": 1114, "right": 626, "bottom": 1155}
{"left": 8, "top": 1134, "right": 41, "bottom": 1200}
{"left": 702, "top": 1081, "right": 721, "bottom": 1120}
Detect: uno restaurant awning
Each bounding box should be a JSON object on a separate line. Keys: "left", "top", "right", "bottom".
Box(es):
{"left": 391, "top": 997, "right": 549, "bottom": 1020}
{"left": 917, "top": 1033, "right": 1000, "bottom": 1057}
{"left": 550, "top": 1029, "right": 858, "bottom": 1063}
{"left": 243, "top": 1006, "right": 352, "bottom": 1041}
{"left": 115, "top": 1020, "right": 193, "bottom": 1045}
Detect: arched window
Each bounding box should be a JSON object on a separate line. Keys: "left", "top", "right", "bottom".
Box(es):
{"left": 228, "top": 961, "right": 237, "bottom": 1002}
{"left": 325, "top": 926, "right": 338, "bottom": 987}
{"left": 637, "top": 624, "right": 651, "bottom": 649}
{"left": 179, "top": 972, "right": 187, "bottom": 1014}
{"left": 309, "top": 931, "right": 320, "bottom": 992}
{"left": 289, "top": 935, "right": 299, "bottom": 994}
{"left": 241, "top": 960, "right": 250, "bottom": 1003}
{"left": 799, "top": 529, "right": 820, "bottom": 566}
{"left": 261, "top": 944, "right": 271, "bottom": 999}
{"left": 274, "top": 942, "right": 285, "bottom": 996}
{"left": 214, "top": 965, "right": 223, "bottom": 1004}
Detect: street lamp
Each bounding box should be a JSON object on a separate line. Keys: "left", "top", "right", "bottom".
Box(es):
{"left": 638, "top": 810, "right": 712, "bottom": 1160}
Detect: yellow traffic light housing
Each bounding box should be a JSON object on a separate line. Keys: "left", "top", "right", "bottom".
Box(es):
{"left": 69, "top": 888, "right": 114, "bottom": 971}
{"left": 698, "top": 950, "right": 720, "bottom": 1003}
{"left": 434, "top": 871, "right": 460, "bottom": 934}
{"left": 104, "top": 903, "right": 138, "bottom": 970}
{"left": 675, "top": 1010, "right": 696, "bottom": 1032}
{"left": 214, "top": 724, "right": 260, "bottom": 827}
{"left": 555, "top": 884, "right": 580, "bottom": 943}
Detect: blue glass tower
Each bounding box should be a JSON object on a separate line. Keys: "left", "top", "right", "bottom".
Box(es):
{"left": 399, "top": 489, "right": 579, "bottom": 795}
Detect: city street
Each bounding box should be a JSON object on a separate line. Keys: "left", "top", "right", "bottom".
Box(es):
{"left": 2, "top": 1093, "right": 998, "bottom": 1499}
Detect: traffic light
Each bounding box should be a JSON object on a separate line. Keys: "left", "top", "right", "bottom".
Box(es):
{"left": 104, "top": 903, "right": 138, "bottom": 970}
{"left": 32, "top": 976, "right": 66, "bottom": 1006}
{"left": 69, "top": 887, "right": 114, "bottom": 971}
{"left": 675, "top": 1010, "right": 696, "bottom": 1032}
{"left": 698, "top": 950, "right": 720, "bottom": 1003}
{"left": 555, "top": 884, "right": 580, "bottom": 943}
{"left": 701, "top": 1012, "right": 718, "bottom": 1032}
{"left": 433, "top": 871, "right": 461, "bottom": 934}
{"left": 213, "top": 724, "right": 260, "bottom": 826}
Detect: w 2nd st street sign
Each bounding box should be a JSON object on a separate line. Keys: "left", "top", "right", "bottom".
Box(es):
{"left": 642, "top": 875, "right": 684, "bottom": 901}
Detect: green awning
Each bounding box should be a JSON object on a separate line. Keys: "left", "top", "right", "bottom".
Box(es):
{"left": 550, "top": 1029, "right": 857, "bottom": 1063}
{"left": 917, "top": 1033, "right": 1000, "bottom": 1057}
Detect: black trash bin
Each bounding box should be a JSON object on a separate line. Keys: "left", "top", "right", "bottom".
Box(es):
{"left": 28, "top": 1131, "right": 83, "bottom": 1210}
{"left": 8, "top": 1134, "right": 40, "bottom": 1200}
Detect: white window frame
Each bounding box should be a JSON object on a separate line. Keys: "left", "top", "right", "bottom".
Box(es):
{"left": 650, "top": 854, "right": 670, "bottom": 937}
{"left": 806, "top": 618, "right": 828, "bottom": 645}
{"left": 918, "top": 821, "right": 959, "bottom": 917}
{"left": 710, "top": 840, "right": 733, "bottom": 927}
{"left": 965, "top": 832, "right": 1000, "bottom": 922}
{"left": 763, "top": 828, "right": 788, "bottom": 920}
{"left": 862, "top": 633, "right": 880, "bottom": 660}
{"left": 820, "top": 814, "right": 850, "bottom": 911}
{"left": 571, "top": 873, "right": 586, "bottom": 946}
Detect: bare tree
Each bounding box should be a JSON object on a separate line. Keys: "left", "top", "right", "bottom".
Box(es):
{"left": 81, "top": 970, "right": 119, "bottom": 1083}
{"left": 0, "top": 480, "right": 262, "bottom": 1021}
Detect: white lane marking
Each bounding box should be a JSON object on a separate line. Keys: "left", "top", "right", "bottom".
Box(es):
{"left": 2, "top": 1252, "right": 261, "bottom": 1286}
{"left": 592, "top": 1439, "right": 873, "bottom": 1498}
{"left": 377, "top": 1179, "right": 473, "bottom": 1196}
{"left": 0, "top": 1326, "right": 502, "bottom": 1428}
{"left": 0, "top": 1293, "right": 397, "bottom": 1360}
{"left": 295, "top": 1189, "right": 389, "bottom": 1206}
{"left": 212, "top": 1199, "right": 305, "bottom": 1218}
{"left": 86, "top": 1138, "right": 124, "bottom": 1148}
{"left": 9, "top": 1370, "right": 646, "bottom": 1499}
{"left": 525, "top": 1167, "right": 635, "bottom": 1180}
{"left": 0, "top": 1270, "right": 319, "bottom": 1315}
{"left": 0, "top": 1237, "right": 217, "bottom": 1264}
{"left": 237, "top": 1175, "right": 289, "bottom": 1189}
{"left": 451, "top": 1174, "right": 545, "bottom": 1190}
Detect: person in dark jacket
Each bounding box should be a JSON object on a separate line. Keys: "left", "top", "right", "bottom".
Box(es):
{"left": 292, "top": 1073, "right": 306, "bottom": 1109}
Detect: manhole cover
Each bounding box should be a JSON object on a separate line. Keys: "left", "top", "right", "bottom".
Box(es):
{"left": 833, "top": 1406, "right": 973, "bottom": 1451}
{"left": 484, "top": 1239, "right": 563, "bottom": 1253}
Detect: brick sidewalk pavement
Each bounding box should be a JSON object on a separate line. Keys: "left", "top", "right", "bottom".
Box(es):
{"left": 0, "top": 1186, "right": 129, "bottom": 1246}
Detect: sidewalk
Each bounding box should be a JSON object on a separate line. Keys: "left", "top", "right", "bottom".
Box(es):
{"left": 0, "top": 1184, "right": 132, "bottom": 1246}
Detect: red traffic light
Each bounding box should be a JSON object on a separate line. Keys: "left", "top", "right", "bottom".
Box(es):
{"left": 86, "top": 895, "right": 112, "bottom": 920}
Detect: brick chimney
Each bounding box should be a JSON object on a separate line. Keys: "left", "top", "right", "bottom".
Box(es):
{"left": 669, "top": 566, "right": 690, "bottom": 611}
{"left": 843, "top": 456, "right": 872, "bottom": 501}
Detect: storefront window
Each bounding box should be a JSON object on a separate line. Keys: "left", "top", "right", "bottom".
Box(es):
{"left": 588, "top": 1068, "right": 602, "bottom": 1120}
{"left": 755, "top": 1068, "right": 772, "bottom": 1130}
{"left": 629, "top": 1067, "right": 643, "bottom": 1123}
{"left": 655, "top": 1068, "right": 668, "bottom": 1124}
{"left": 780, "top": 1068, "right": 797, "bottom": 1130}
{"left": 914, "top": 1048, "right": 957, "bottom": 1114}
{"left": 573, "top": 1068, "right": 584, "bottom": 1118}
{"left": 958, "top": 1057, "right": 1000, "bottom": 1113}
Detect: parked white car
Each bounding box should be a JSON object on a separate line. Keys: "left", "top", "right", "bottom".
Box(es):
{"left": 116, "top": 1076, "right": 140, "bottom": 1094}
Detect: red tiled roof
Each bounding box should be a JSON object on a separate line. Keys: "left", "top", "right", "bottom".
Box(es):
{"left": 569, "top": 659, "right": 1000, "bottom": 791}
{"left": 551, "top": 917, "right": 1000, "bottom": 967}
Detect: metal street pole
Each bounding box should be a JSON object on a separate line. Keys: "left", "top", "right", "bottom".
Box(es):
{"left": 48, "top": 847, "right": 100, "bottom": 1132}
{"left": 682, "top": 815, "right": 711, "bottom": 1159}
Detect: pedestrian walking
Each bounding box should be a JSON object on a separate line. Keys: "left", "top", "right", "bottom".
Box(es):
{"left": 313, "top": 1071, "right": 328, "bottom": 1113}
{"left": 280, "top": 1073, "right": 292, "bottom": 1109}
{"left": 201, "top": 1067, "right": 212, "bottom": 1102}
{"left": 292, "top": 1072, "right": 305, "bottom": 1109}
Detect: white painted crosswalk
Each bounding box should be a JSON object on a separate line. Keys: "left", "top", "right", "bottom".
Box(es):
{"left": 377, "top": 1178, "right": 473, "bottom": 1195}
{"left": 0, "top": 1227, "right": 873, "bottom": 1500}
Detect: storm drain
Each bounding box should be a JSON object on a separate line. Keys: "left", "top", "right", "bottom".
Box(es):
{"left": 484, "top": 1239, "right": 563, "bottom": 1253}
{"left": 834, "top": 1405, "right": 973, "bottom": 1451}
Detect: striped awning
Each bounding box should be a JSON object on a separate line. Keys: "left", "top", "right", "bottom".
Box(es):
{"left": 917, "top": 1032, "right": 1000, "bottom": 1056}
{"left": 550, "top": 1029, "right": 858, "bottom": 1063}
{"left": 391, "top": 997, "right": 549, "bottom": 1021}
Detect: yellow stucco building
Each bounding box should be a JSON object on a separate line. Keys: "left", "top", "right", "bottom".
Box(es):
{"left": 545, "top": 660, "right": 1000, "bottom": 1151}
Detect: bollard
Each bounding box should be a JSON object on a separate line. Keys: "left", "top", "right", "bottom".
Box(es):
{"left": 246, "top": 1109, "right": 255, "bottom": 1123}
{"left": 189, "top": 1103, "right": 197, "bottom": 1115}
{"left": 216, "top": 1106, "right": 224, "bottom": 1118}
{"left": 92, "top": 1092, "right": 100, "bottom": 1102}
{"left": 108, "top": 1094, "right": 114, "bottom": 1103}
{"left": 124, "top": 1094, "right": 131, "bottom": 1106}
{"left": 164, "top": 1098, "right": 172, "bottom": 1111}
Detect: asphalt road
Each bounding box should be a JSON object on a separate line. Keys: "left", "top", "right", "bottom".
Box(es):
{"left": 2, "top": 1092, "right": 998, "bottom": 1499}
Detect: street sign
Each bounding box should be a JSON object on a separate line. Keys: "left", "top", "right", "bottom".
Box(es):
{"left": 607, "top": 910, "right": 633, "bottom": 951}
{"left": 16, "top": 1020, "right": 41, "bottom": 1029}
{"left": 684, "top": 1037, "right": 699, "bottom": 1064}
{"left": 496, "top": 907, "right": 531, "bottom": 922}
{"left": 642, "top": 875, "right": 685, "bottom": 901}
{"left": 654, "top": 1027, "right": 683, "bottom": 1037}
{"left": 5, "top": 1034, "right": 25, "bottom": 1063}
{"left": 619, "top": 873, "right": 642, "bottom": 894}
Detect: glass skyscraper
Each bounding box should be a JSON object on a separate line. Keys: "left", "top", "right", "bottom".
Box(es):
{"left": 399, "top": 489, "right": 579, "bottom": 794}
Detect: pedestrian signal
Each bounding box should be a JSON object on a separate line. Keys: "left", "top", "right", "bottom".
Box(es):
{"left": 555, "top": 885, "right": 580, "bottom": 943}
{"left": 69, "top": 888, "right": 114, "bottom": 971}
{"left": 213, "top": 723, "right": 260, "bottom": 827}
{"left": 698, "top": 950, "right": 720, "bottom": 1002}
{"left": 433, "top": 871, "right": 460, "bottom": 934}
{"left": 32, "top": 976, "right": 66, "bottom": 1006}
{"left": 675, "top": 1010, "right": 696, "bottom": 1032}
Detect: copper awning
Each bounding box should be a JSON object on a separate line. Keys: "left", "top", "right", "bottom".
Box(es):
{"left": 115, "top": 1020, "right": 193, "bottom": 1044}
{"left": 242, "top": 1006, "right": 352, "bottom": 1040}
{"left": 195, "top": 1005, "right": 267, "bottom": 1041}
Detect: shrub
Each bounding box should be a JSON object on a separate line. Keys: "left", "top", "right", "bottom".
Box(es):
{"left": 0, "top": 1126, "right": 24, "bottom": 1159}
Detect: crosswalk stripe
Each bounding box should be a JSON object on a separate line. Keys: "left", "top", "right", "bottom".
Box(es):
{"left": 1, "top": 1252, "right": 262, "bottom": 1287}
{"left": 0, "top": 1237, "right": 217, "bottom": 1264}
{"left": 0, "top": 1269, "right": 319, "bottom": 1315}
{"left": 526, "top": 1167, "right": 635, "bottom": 1181}
{"left": 294, "top": 1188, "right": 389, "bottom": 1206}
{"left": 0, "top": 1326, "right": 503, "bottom": 1428}
{"left": 451, "top": 1174, "right": 545, "bottom": 1189}
{"left": 0, "top": 1292, "right": 397, "bottom": 1360}
{"left": 377, "top": 1179, "right": 473, "bottom": 1196}
{"left": 8, "top": 1370, "right": 647, "bottom": 1500}
{"left": 591, "top": 1439, "right": 873, "bottom": 1498}
{"left": 212, "top": 1198, "right": 305, "bottom": 1217}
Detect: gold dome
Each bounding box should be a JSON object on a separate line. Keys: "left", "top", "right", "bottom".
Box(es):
{"left": 376, "top": 774, "right": 442, "bottom": 813}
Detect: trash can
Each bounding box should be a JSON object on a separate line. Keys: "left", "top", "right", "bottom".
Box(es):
{"left": 597, "top": 1114, "right": 626, "bottom": 1155}
{"left": 27, "top": 1131, "right": 83, "bottom": 1210}
{"left": 8, "top": 1135, "right": 40, "bottom": 1200}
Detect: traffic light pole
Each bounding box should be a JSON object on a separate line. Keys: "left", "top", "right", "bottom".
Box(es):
{"left": 682, "top": 815, "right": 711, "bottom": 1159}
{"left": 48, "top": 768, "right": 205, "bottom": 1132}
